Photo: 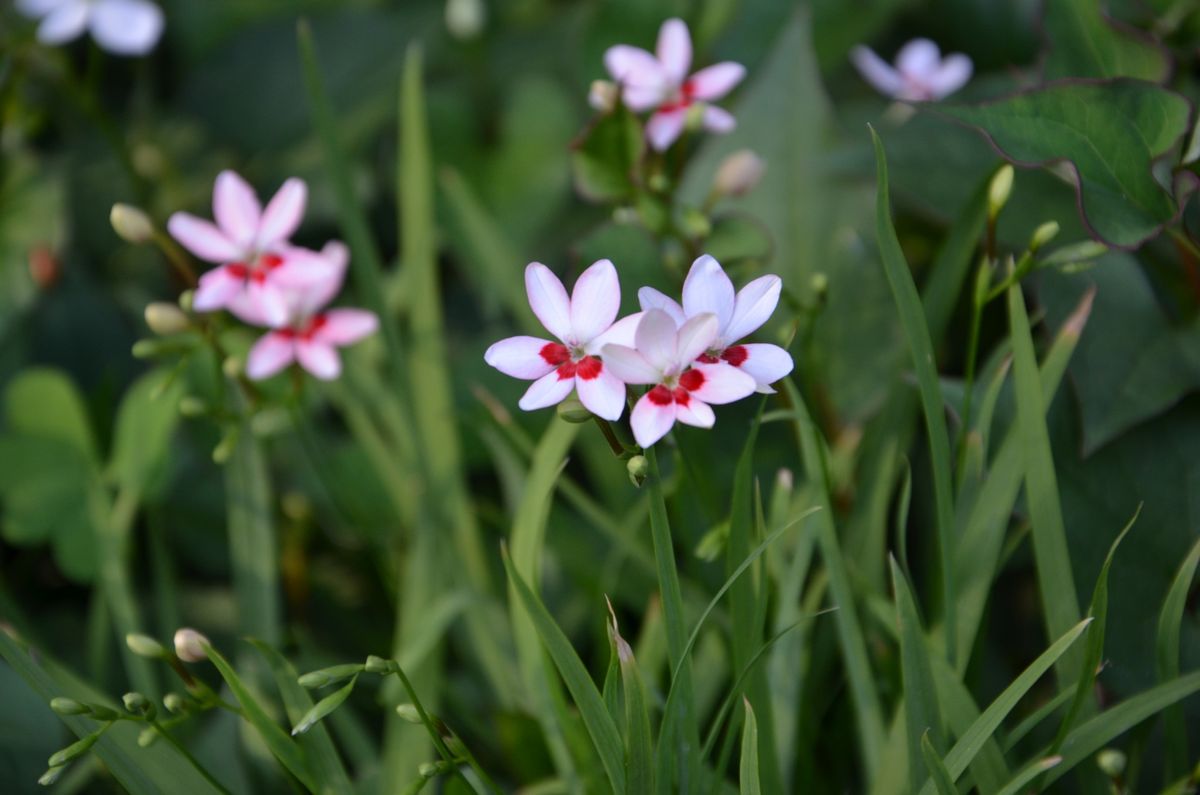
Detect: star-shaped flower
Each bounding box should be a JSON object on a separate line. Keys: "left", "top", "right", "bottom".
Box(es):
{"left": 16, "top": 0, "right": 164, "bottom": 55}
{"left": 851, "top": 38, "right": 971, "bottom": 102}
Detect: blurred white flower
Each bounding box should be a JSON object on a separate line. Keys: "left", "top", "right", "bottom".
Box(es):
{"left": 445, "top": 0, "right": 485, "bottom": 40}
{"left": 16, "top": 0, "right": 164, "bottom": 56}
{"left": 713, "top": 149, "right": 765, "bottom": 198}
{"left": 851, "top": 38, "right": 971, "bottom": 102}
{"left": 173, "top": 628, "right": 209, "bottom": 663}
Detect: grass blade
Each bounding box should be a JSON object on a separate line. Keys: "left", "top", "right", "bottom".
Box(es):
{"left": 995, "top": 757, "right": 1064, "bottom": 795}
{"left": 891, "top": 557, "right": 945, "bottom": 794}
{"left": 921, "top": 731, "right": 956, "bottom": 795}
{"left": 1157, "top": 536, "right": 1200, "bottom": 777}
{"left": 608, "top": 608, "right": 653, "bottom": 794}
{"left": 291, "top": 676, "right": 357, "bottom": 736}
{"left": 740, "top": 699, "right": 762, "bottom": 795}
{"left": 871, "top": 127, "right": 958, "bottom": 665}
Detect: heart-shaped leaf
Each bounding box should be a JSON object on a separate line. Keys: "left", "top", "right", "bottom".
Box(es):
{"left": 1041, "top": 0, "right": 1169, "bottom": 82}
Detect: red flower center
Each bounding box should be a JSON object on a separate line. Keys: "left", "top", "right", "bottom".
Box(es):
{"left": 226, "top": 253, "right": 285, "bottom": 284}
{"left": 679, "top": 369, "right": 705, "bottom": 391}
{"left": 648, "top": 368, "right": 705, "bottom": 407}
{"left": 721, "top": 345, "right": 748, "bottom": 367}
{"left": 539, "top": 342, "right": 570, "bottom": 366}
{"left": 277, "top": 313, "right": 327, "bottom": 341}
{"left": 658, "top": 79, "right": 697, "bottom": 113}
{"left": 542, "top": 343, "right": 602, "bottom": 381}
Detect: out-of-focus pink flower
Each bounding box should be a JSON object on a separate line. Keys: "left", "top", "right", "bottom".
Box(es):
{"left": 484, "top": 260, "right": 642, "bottom": 421}
{"left": 602, "top": 309, "right": 756, "bottom": 448}
{"left": 638, "top": 255, "right": 793, "bottom": 393}
{"left": 244, "top": 242, "right": 379, "bottom": 381}
{"left": 603, "top": 18, "right": 745, "bottom": 151}
{"left": 169, "top": 170, "right": 324, "bottom": 328}
{"left": 16, "top": 0, "right": 164, "bottom": 56}
{"left": 851, "top": 38, "right": 971, "bottom": 102}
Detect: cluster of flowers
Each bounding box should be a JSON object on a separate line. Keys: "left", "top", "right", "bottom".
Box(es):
{"left": 167, "top": 171, "right": 378, "bottom": 380}
{"left": 485, "top": 256, "right": 793, "bottom": 448}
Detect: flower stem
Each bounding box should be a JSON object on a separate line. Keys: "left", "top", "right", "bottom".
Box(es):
{"left": 149, "top": 719, "right": 235, "bottom": 795}
{"left": 592, "top": 416, "right": 626, "bottom": 457}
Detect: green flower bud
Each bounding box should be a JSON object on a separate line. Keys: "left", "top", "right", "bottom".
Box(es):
{"left": 221, "top": 355, "right": 242, "bottom": 379}
{"left": 144, "top": 302, "right": 190, "bottom": 336}
{"left": 50, "top": 698, "right": 90, "bottom": 716}
{"left": 809, "top": 272, "right": 829, "bottom": 302}
{"left": 178, "top": 290, "right": 195, "bottom": 313}
{"left": 556, "top": 398, "right": 592, "bottom": 424}
{"left": 48, "top": 732, "right": 100, "bottom": 767}
{"left": 364, "top": 655, "right": 394, "bottom": 675}
{"left": 626, "top": 455, "right": 648, "bottom": 488}
{"left": 445, "top": 0, "right": 485, "bottom": 40}
{"left": 163, "top": 693, "right": 187, "bottom": 714}
{"left": 694, "top": 522, "right": 730, "bottom": 562}
{"left": 126, "top": 633, "right": 167, "bottom": 658}
{"left": 680, "top": 207, "right": 711, "bottom": 239}
{"left": 298, "top": 663, "right": 364, "bottom": 689}
{"left": 178, "top": 396, "right": 209, "bottom": 419}
{"left": 131, "top": 339, "right": 163, "bottom": 360}
{"left": 1029, "top": 221, "right": 1060, "bottom": 253}
{"left": 1096, "top": 748, "right": 1126, "bottom": 777}
{"left": 38, "top": 766, "right": 65, "bottom": 786}
{"left": 137, "top": 727, "right": 159, "bottom": 748}
{"left": 123, "top": 691, "right": 155, "bottom": 718}
{"left": 212, "top": 430, "right": 238, "bottom": 465}
{"left": 987, "top": 164, "right": 1014, "bottom": 220}
{"left": 395, "top": 703, "right": 422, "bottom": 723}
{"left": 418, "top": 762, "right": 442, "bottom": 778}
{"left": 110, "top": 204, "right": 154, "bottom": 244}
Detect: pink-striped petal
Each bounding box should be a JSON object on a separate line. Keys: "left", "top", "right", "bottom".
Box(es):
{"left": 89, "top": 0, "right": 162, "bottom": 55}
{"left": 525, "top": 262, "right": 572, "bottom": 341}
{"left": 656, "top": 18, "right": 691, "bottom": 85}
{"left": 702, "top": 105, "right": 736, "bottom": 134}
{"left": 167, "top": 212, "right": 242, "bottom": 263}
{"left": 646, "top": 108, "right": 688, "bottom": 151}
{"left": 630, "top": 393, "right": 677, "bottom": 448}
{"left": 485, "top": 336, "right": 558, "bottom": 380}
{"left": 687, "top": 362, "right": 755, "bottom": 404}
{"left": 896, "top": 38, "right": 940, "bottom": 81}
{"left": 296, "top": 341, "right": 341, "bottom": 380}
{"left": 688, "top": 62, "right": 745, "bottom": 100}
{"left": 257, "top": 178, "right": 307, "bottom": 248}
{"left": 725, "top": 274, "right": 781, "bottom": 343}
{"left": 192, "top": 265, "right": 243, "bottom": 312}
{"left": 676, "top": 313, "right": 719, "bottom": 365}
{"left": 600, "top": 344, "right": 660, "bottom": 385}
{"left": 737, "top": 343, "right": 793, "bottom": 391}
{"left": 316, "top": 309, "right": 378, "bottom": 346}
{"left": 575, "top": 364, "right": 626, "bottom": 421}
{"left": 850, "top": 45, "right": 903, "bottom": 98}
{"left": 246, "top": 332, "right": 296, "bottom": 380}
{"left": 927, "top": 54, "right": 972, "bottom": 99}
{"left": 682, "top": 254, "right": 735, "bottom": 332}
{"left": 587, "top": 311, "right": 644, "bottom": 354}
{"left": 570, "top": 259, "right": 620, "bottom": 343}
{"left": 35, "top": 1, "right": 87, "bottom": 44}
{"left": 674, "top": 397, "right": 714, "bottom": 428}
{"left": 519, "top": 370, "right": 575, "bottom": 411}
{"left": 213, "top": 171, "right": 262, "bottom": 250}
{"left": 637, "top": 287, "right": 686, "bottom": 326}
{"left": 634, "top": 309, "right": 681, "bottom": 373}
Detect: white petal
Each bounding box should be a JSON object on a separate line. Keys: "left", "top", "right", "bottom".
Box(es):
{"left": 656, "top": 18, "right": 691, "bottom": 85}
{"left": 275, "top": 242, "right": 347, "bottom": 316}
{"left": 676, "top": 313, "right": 719, "bottom": 365}
{"left": 315, "top": 308, "right": 378, "bottom": 346}
{"left": 484, "top": 336, "right": 558, "bottom": 380}
{"left": 587, "top": 311, "right": 644, "bottom": 354}
{"left": 674, "top": 398, "right": 714, "bottom": 428}
{"left": 192, "top": 265, "right": 243, "bottom": 312}
{"left": 725, "top": 274, "right": 781, "bottom": 343}
{"left": 637, "top": 286, "right": 685, "bottom": 325}
{"left": 687, "top": 62, "right": 744, "bottom": 100}
{"left": 17, "top": 0, "right": 70, "bottom": 19}
{"left": 257, "top": 178, "right": 307, "bottom": 248}
{"left": 687, "top": 362, "right": 756, "bottom": 405}
{"left": 35, "top": 1, "right": 88, "bottom": 45}
{"left": 89, "top": 0, "right": 163, "bottom": 55}
{"left": 167, "top": 213, "right": 242, "bottom": 263}
{"left": 927, "top": 53, "right": 972, "bottom": 100}
{"left": 212, "top": 171, "right": 262, "bottom": 250}
{"left": 702, "top": 105, "right": 736, "bottom": 134}
{"left": 896, "top": 38, "right": 940, "bottom": 81}
{"left": 682, "top": 254, "right": 735, "bottom": 332}
{"left": 646, "top": 108, "right": 688, "bottom": 151}
{"left": 630, "top": 393, "right": 677, "bottom": 448}
{"left": 600, "top": 344, "right": 660, "bottom": 385}
{"left": 519, "top": 370, "right": 575, "bottom": 411}
{"left": 525, "top": 262, "right": 572, "bottom": 341}
{"left": 246, "top": 333, "right": 295, "bottom": 380}
{"left": 297, "top": 341, "right": 341, "bottom": 380}
{"left": 230, "top": 280, "right": 288, "bottom": 328}
{"left": 575, "top": 364, "right": 626, "bottom": 421}
{"left": 623, "top": 82, "right": 670, "bottom": 112}
{"left": 737, "top": 343, "right": 793, "bottom": 390}
{"left": 635, "top": 308, "right": 682, "bottom": 373}
{"left": 604, "top": 45, "right": 662, "bottom": 85}
{"left": 850, "top": 45, "right": 903, "bottom": 98}
{"left": 569, "top": 258, "right": 620, "bottom": 343}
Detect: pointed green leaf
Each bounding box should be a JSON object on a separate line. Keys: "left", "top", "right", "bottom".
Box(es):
{"left": 920, "top": 731, "right": 956, "bottom": 795}
{"left": 1157, "top": 536, "right": 1200, "bottom": 777}
{"left": 891, "top": 557, "right": 944, "bottom": 794}
{"left": 739, "top": 699, "right": 761, "bottom": 795}
{"left": 292, "top": 676, "right": 357, "bottom": 736}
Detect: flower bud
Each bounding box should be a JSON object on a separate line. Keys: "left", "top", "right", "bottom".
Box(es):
{"left": 557, "top": 398, "right": 592, "bottom": 424}
{"left": 987, "top": 165, "right": 1014, "bottom": 220}
{"left": 212, "top": 429, "right": 238, "bottom": 464}
{"left": 126, "top": 633, "right": 166, "bottom": 658}
{"left": 123, "top": 691, "right": 155, "bottom": 718}
{"left": 144, "top": 302, "right": 190, "bottom": 336}
{"left": 110, "top": 204, "right": 154, "bottom": 244}
{"left": 809, "top": 272, "right": 828, "bottom": 301}
{"left": 137, "top": 727, "right": 159, "bottom": 747}
{"left": 1029, "top": 221, "right": 1060, "bottom": 253}
{"left": 48, "top": 732, "right": 100, "bottom": 767}
{"left": 681, "top": 207, "right": 711, "bottom": 239}
{"left": 1096, "top": 748, "right": 1126, "bottom": 777}
{"left": 173, "top": 628, "right": 210, "bottom": 662}
{"left": 626, "top": 455, "right": 648, "bottom": 487}
{"left": 588, "top": 80, "right": 618, "bottom": 113}
{"left": 38, "top": 767, "right": 65, "bottom": 786}
{"left": 364, "top": 655, "right": 394, "bottom": 675}
{"left": 396, "top": 703, "right": 422, "bottom": 723}
{"left": 50, "top": 698, "right": 90, "bottom": 716}
{"left": 445, "top": 0, "right": 485, "bottom": 40}
{"left": 178, "top": 396, "right": 208, "bottom": 419}
{"left": 695, "top": 523, "right": 729, "bottom": 561}
{"left": 222, "top": 356, "right": 242, "bottom": 379}
{"left": 178, "top": 290, "right": 195, "bottom": 313}
{"left": 298, "top": 663, "right": 364, "bottom": 688}
{"left": 713, "top": 150, "right": 765, "bottom": 198}
{"left": 163, "top": 693, "right": 187, "bottom": 714}
{"left": 131, "top": 339, "right": 163, "bottom": 359}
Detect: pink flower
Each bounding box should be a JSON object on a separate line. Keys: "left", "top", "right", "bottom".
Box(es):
{"left": 244, "top": 242, "right": 379, "bottom": 381}
{"left": 484, "top": 260, "right": 642, "bottom": 421}
{"left": 168, "top": 170, "right": 324, "bottom": 328}
{"left": 16, "top": 0, "right": 164, "bottom": 56}
{"left": 637, "top": 255, "right": 793, "bottom": 393}
{"left": 603, "top": 18, "right": 745, "bottom": 151}
{"left": 851, "top": 38, "right": 971, "bottom": 102}
{"left": 603, "top": 309, "right": 756, "bottom": 448}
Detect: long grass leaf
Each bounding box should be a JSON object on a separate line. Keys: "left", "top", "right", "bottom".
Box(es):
{"left": 995, "top": 757, "right": 1063, "bottom": 795}
{"left": 1157, "top": 536, "right": 1200, "bottom": 777}
{"left": 920, "top": 732, "right": 956, "bottom": 795}
{"left": 740, "top": 699, "right": 762, "bottom": 795}
{"left": 609, "top": 612, "right": 653, "bottom": 794}
{"left": 891, "top": 557, "right": 945, "bottom": 793}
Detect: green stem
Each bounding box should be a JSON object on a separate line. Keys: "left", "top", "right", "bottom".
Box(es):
{"left": 150, "top": 720, "right": 234, "bottom": 795}
{"left": 592, "top": 416, "right": 626, "bottom": 457}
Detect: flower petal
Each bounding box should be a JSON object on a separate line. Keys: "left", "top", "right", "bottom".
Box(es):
{"left": 676, "top": 313, "right": 720, "bottom": 365}
{"left": 702, "top": 105, "right": 736, "bottom": 134}
{"left": 246, "top": 332, "right": 295, "bottom": 380}
{"left": 687, "top": 362, "right": 756, "bottom": 404}
{"left": 315, "top": 308, "right": 378, "bottom": 346}
{"left": 674, "top": 398, "right": 714, "bottom": 428}
{"left": 738, "top": 343, "right": 794, "bottom": 391}
{"left": 634, "top": 308, "right": 682, "bottom": 372}
{"left": 296, "top": 341, "right": 341, "bottom": 380}
{"left": 630, "top": 393, "right": 677, "bottom": 448}
{"left": 525, "top": 262, "right": 572, "bottom": 341}
{"left": 688, "top": 62, "right": 744, "bottom": 100}
{"left": 623, "top": 82, "right": 670, "bottom": 113}
{"left": 213, "top": 171, "right": 262, "bottom": 250}
{"left": 600, "top": 344, "right": 659, "bottom": 385}
{"left": 192, "top": 265, "right": 243, "bottom": 312}
{"left": 569, "top": 258, "right": 620, "bottom": 343}
{"left": 636, "top": 287, "right": 685, "bottom": 325}
{"left": 646, "top": 108, "right": 688, "bottom": 151}
{"left": 576, "top": 364, "right": 626, "bottom": 421}
{"left": 484, "top": 336, "right": 558, "bottom": 380}
{"left": 89, "top": 0, "right": 163, "bottom": 55}
{"left": 587, "top": 311, "right": 644, "bottom": 354}
{"left": 519, "top": 370, "right": 575, "bottom": 411}
{"left": 682, "top": 254, "right": 735, "bottom": 332}
{"left": 896, "top": 38, "right": 940, "bottom": 80}
{"left": 231, "top": 280, "right": 289, "bottom": 328}
{"left": 167, "top": 212, "right": 242, "bottom": 263}
{"left": 724, "top": 274, "right": 781, "bottom": 342}
{"left": 850, "top": 45, "right": 903, "bottom": 98}
{"left": 257, "top": 178, "right": 307, "bottom": 248}
{"left": 16, "top": 0, "right": 70, "bottom": 19}
{"left": 35, "top": 1, "right": 88, "bottom": 45}
{"left": 927, "top": 53, "right": 972, "bottom": 99}
{"left": 604, "top": 45, "right": 662, "bottom": 85}
{"left": 656, "top": 18, "right": 691, "bottom": 85}
{"left": 276, "top": 242, "right": 348, "bottom": 316}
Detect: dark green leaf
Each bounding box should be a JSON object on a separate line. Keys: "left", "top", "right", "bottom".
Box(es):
{"left": 1041, "top": 0, "right": 1169, "bottom": 81}
{"left": 571, "top": 107, "right": 644, "bottom": 203}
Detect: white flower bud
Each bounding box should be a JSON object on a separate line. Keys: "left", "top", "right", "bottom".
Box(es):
{"left": 1029, "top": 221, "right": 1060, "bottom": 253}
{"left": 588, "top": 80, "right": 618, "bottom": 113}
{"left": 144, "top": 302, "right": 190, "bottom": 336}
{"left": 987, "top": 165, "right": 1014, "bottom": 220}
{"left": 445, "top": 0, "right": 485, "bottom": 40}
{"left": 173, "top": 628, "right": 209, "bottom": 662}
{"left": 713, "top": 150, "right": 765, "bottom": 198}
{"left": 110, "top": 204, "right": 154, "bottom": 244}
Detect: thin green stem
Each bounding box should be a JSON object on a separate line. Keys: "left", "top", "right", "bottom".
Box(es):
{"left": 149, "top": 719, "right": 235, "bottom": 795}
{"left": 592, "top": 416, "right": 626, "bottom": 457}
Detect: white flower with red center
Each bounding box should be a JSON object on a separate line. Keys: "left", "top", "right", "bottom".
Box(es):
{"left": 484, "top": 260, "right": 642, "bottom": 421}
{"left": 602, "top": 309, "right": 756, "bottom": 448}
{"left": 637, "top": 255, "right": 793, "bottom": 393}
{"left": 850, "top": 38, "right": 971, "bottom": 102}
{"left": 244, "top": 242, "right": 379, "bottom": 381}
{"left": 168, "top": 170, "right": 325, "bottom": 328}
{"left": 16, "top": 0, "right": 164, "bottom": 56}
{"left": 603, "top": 18, "right": 745, "bottom": 151}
